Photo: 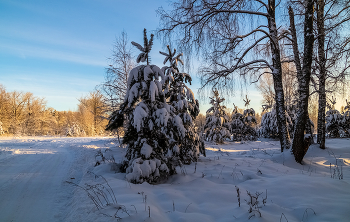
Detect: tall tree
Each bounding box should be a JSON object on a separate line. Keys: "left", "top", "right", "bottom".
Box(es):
{"left": 314, "top": 0, "right": 350, "bottom": 149}
{"left": 101, "top": 31, "right": 135, "bottom": 112}
{"left": 158, "top": 0, "right": 291, "bottom": 151}
{"left": 289, "top": 0, "right": 315, "bottom": 163}
{"left": 106, "top": 29, "right": 178, "bottom": 184}
{"left": 160, "top": 45, "right": 205, "bottom": 163}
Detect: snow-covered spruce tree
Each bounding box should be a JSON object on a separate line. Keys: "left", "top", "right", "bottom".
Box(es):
{"left": 230, "top": 100, "right": 257, "bottom": 141}
{"left": 325, "top": 97, "right": 345, "bottom": 138}
{"left": 65, "top": 123, "right": 86, "bottom": 137}
{"left": 106, "top": 29, "right": 178, "bottom": 184}
{"left": 204, "top": 89, "right": 230, "bottom": 144}
{"left": 242, "top": 96, "right": 258, "bottom": 140}
{"left": 230, "top": 104, "right": 245, "bottom": 141}
{"left": 241, "top": 108, "right": 258, "bottom": 140}
{"left": 259, "top": 104, "right": 293, "bottom": 139}
{"left": 160, "top": 45, "right": 205, "bottom": 163}
{"left": 341, "top": 99, "right": 350, "bottom": 137}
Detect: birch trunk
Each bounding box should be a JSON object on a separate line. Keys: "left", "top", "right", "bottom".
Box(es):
{"left": 268, "top": 0, "right": 290, "bottom": 152}
{"left": 288, "top": 6, "right": 302, "bottom": 80}
{"left": 316, "top": 0, "right": 326, "bottom": 149}
{"left": 289, "top": 7, "right": 314, "bottom": 145}
{"left": 291, "top": 0, "right": 315, "bottom": 163}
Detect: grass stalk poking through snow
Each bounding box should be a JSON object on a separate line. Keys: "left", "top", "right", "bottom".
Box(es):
{"left": 301, "top": 208, "right": 316, "bottom": 222}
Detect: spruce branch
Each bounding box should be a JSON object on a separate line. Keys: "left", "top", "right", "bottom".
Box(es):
{"left": 132, "top": 28, "right": 154, "bottom": 65}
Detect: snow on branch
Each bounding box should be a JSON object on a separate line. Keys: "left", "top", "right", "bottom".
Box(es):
{"left": 132, "top": 29, "right": 154, "bottom": 65}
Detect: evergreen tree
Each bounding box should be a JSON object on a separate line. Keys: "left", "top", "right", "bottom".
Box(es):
{"left": 160, "top": 45, "right": 205, "bottom": 163}
{"left": 230, "top": 104, "right": 245, "bottom": 141}
{"left": 107, "top": 30, "right": 181, "bottom": 184}
{"left": 204, "top": 89, "right": 230, "bottom": 144}
{"left": 342, "top": 99, "right": 350, "bottom": 137}
{"left": 242, "top": 108, "right": 258, "bottom": 141}
{"left": 259, "top": 105, "right": 293, "bottom": 139}
{"left": 66, "top": 123, "right": 86, "bottom": 137}
{"left": 242, "top": 96, "right": 258, "bottom": 140}
{"left": 230, "top": 100, "right": 258, "bottom": 141}
{"left": 325, "top": 97, "right": 345, "bottom": 137}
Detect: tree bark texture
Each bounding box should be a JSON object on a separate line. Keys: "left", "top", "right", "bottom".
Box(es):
{"left": 305, "top": 113, "right": 314, "bottom": 144}
{"left": 316, "top": 0, "right": 326, "bottom": 149}
{"left": 288, "top": 7, "right": 302, "bottom": 80}
{"left": 268, "top": 0, "right": 291, "bottom": 152}
{"left": 289, "top": 7, "right": 314, "bottom": 145}
{"left": 291, "top": 0, "right": 315, "bottom": 163}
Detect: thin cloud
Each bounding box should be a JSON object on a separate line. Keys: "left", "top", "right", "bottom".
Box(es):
{"left": 0, "top": 43, "right": 107, "bottom": 67}
{"left": 0, "top": 24, "right": 109, "bottom": 53}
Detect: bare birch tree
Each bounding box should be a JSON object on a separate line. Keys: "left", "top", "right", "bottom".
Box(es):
{"left": 158, "top": 0, "right": 291, "bottom": 152}
{"left": 101, "top": 31, "right": 134, "bottom": 113}
{"left": 314, "top": 0, "right": 350, "bottom": 149}
{"left": 287, "top": 0, "right": 315, "bottom": 163}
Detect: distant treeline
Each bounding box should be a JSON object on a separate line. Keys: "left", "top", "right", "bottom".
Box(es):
{"left": 0, "top": 84, "right": 109, "bottom": 137}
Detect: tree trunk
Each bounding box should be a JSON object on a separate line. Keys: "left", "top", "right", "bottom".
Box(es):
{"left": 288, "top": 7, "right": 302, "bottom": 80}
{"left": 291, "top": 0, "right": 315, "bottom": 164}
{"left": 268, "top": 0, "right": 291, "bottom": 152}
{"left": 289, "top": 7, "right": 315, "bottom": 146}
{"left": 306, "top": 113, "right": 314, "bottom": 144}
{"left": 316, "top": 0, "right": 326, "bottom": 149}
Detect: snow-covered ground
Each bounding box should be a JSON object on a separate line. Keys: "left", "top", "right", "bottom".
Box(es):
{"left": 0, "top": 136, "right": 349, "bottom": 222}
{"left": 0, "top": 137, "right": 110, "bottom": 221}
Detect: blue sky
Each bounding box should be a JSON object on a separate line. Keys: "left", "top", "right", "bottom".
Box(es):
{"left": 0, "top": 0, "right": 262, "bottom": 113}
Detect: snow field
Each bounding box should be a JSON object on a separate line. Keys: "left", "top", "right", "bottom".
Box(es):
{"left": 73, "top": 138, "right": 350, "bottom": 222}
{"left": 1, "top": 137, "right": 349, "bottom": 222}
{"left": 0, "top": 137, "right": 113, "bottom": 222}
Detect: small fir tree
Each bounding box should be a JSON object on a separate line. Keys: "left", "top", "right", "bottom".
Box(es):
{"left": 259, "top": 104, "right": 293, "bottom": 139}
{"left": 230, "top": 104, "right": 245, "bottom": 141}
{"left": 66, "top": 123, "right": 86, "bottom": 137}
{"left": 242, "top": 109, "right": 258, "bottom": 141}
{"left": 107, "top": 29, "right": 173, "bottom": 183}
{"left": 230, "top": 97, "right": 258, "bottom": 141}
{"left": 325, "top": 97, "right": 345, "bottom": 137}
{"left": 204, "top": 89, "right": 231, "bottom": 143}
{"left": 160, "top": 45, "right": 205, "bottom": 163}
{"left": 107, "top": 30, "right": 201, "bottom": 184}
{"left": 342, "top": 99, "right": 350, "bottom": 137}
{"left": 242, "top": 96, "right": 258, "bottom": 140}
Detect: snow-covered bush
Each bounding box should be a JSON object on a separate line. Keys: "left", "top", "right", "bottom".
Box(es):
{"left": 204, "top": 89, "right": 231, "bottom": 144}
{"left": 326, "top": 109, "right": 344, "bottom": 137}
{"left": 229, "top": 105, "right": 257, "bottom": 141}
{"left": 65, "top": 123, "right": 86, "bottom": 137}
{"left": 259, "top": 107, "right": 292, "bottom": 139}
{"left": 161, "top": 45, "right": 205, "bottom": 164}
{"left": 325, "top": 97, "right": 348, "bottom": 138}
{"left": 106, "top": 30, "right": 204, "bottom": 184}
